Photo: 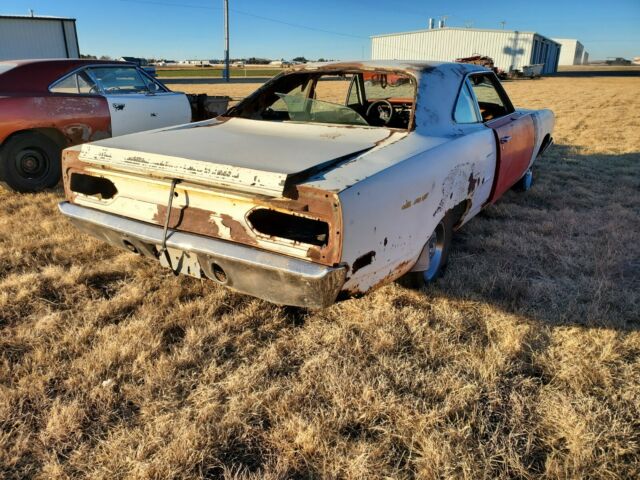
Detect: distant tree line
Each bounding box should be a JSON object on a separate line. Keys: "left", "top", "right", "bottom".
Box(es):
{"left": 79, "top": 55, "right": 334, "bottom": 64}
{"left": 79, "top": 54, "right": 113, "bottom": 60}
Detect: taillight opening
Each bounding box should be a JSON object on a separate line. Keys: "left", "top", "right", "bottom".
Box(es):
{"left": 247, "top": 209, "right": 329, "bottom": 246}
{"left": 70, "top": 173, "right": 118, "bottom": 199}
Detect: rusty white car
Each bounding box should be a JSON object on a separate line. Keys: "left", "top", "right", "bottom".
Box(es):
{"left": 59, "top": 61, "right": 554, "bottom": 308}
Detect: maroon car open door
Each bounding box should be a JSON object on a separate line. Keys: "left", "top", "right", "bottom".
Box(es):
{"left": 486, "top": 113, "right": 535, "bottom": 202}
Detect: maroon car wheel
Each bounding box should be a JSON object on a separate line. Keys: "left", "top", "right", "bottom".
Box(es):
{"left": 0, "top": 133, "right": 62, "bottom": 192}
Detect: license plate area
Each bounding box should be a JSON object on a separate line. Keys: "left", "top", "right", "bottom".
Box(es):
{"left": 158, "top": 247, "right": 202, "bottom": 279}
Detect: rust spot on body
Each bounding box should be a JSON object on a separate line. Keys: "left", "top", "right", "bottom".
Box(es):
{"left": 340, "top": 259, "right": 412, "bottom": 299}
{"left": 467, "top": 172, "right": 480, "bottom": 196}
{"left": 413, "top": 192, "right": 429, "bottom": 205}
{"left": 220, "top": 214, "right": 258, "bottom": 245}
{"left": 369, "top": 260, "right": 413, "bottom": 291}
{"left": 154, "top": 205, "right": 220, "bottom": 238}
{"left": 352, "top": 251, "right": 376, "bottom": 274}
{"left": 402, "top": 192, "right": 429, "bottom": 210}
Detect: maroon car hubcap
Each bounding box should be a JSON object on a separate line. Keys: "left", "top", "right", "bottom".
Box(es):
{"left": 16, "top": 148, "right": 48, "bottom": 179}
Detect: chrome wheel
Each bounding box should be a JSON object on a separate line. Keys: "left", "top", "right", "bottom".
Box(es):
{"left": 397, "top": 215, "right": 453, "bottom": 289}
{"left": 422, "top": 221, "right": 446, "bottom": 282}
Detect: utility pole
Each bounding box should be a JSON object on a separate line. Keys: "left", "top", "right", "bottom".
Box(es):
{"left": 223, "top": 0, "right": 230, "bottom": 82}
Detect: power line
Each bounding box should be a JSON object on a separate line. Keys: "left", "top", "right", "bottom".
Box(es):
{"left": 120, "top": 0, "right": 217, "bottom": 10}
{"left": 119, "top": 0, "right": 367, "bottom": 39}
{"left": 229, "top": 8, "right": 367, "bottom": 39}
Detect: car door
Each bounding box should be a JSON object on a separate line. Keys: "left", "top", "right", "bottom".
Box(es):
{"left": 47, "top": 68, "right": 112, "bottom": 142}
{"left": 467, "top": 73, "right": 535, "bottom": 203}
{"left": 137, "top": 70, "right": 192, "bottom": 129}
{"left": 88, "top": 66, "right": 190, "bottom": 137}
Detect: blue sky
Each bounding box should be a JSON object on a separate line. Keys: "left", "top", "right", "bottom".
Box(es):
{"left": 3, "top": 0, "right": 639, "bottom": 60}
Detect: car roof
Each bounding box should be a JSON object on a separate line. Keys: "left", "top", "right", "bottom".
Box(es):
{"left": 0, "top": 58, "right": 134, "bottom": 94}
{"left": 287, "top": 59, "right": 488, "bottom": 75}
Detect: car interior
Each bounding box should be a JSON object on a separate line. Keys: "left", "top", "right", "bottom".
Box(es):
{"left": 228, "top": 70, "right": 416, "bottom": 130}
{"left": 468, "top": 74, "right": 514, "bottom": 122}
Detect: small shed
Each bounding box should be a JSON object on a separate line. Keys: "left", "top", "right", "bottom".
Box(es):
{"left": 0, "top": 14, "right": 80, "bottom": 61}
{"left": 552, "top": 38, "right": 586, "bottom": 65}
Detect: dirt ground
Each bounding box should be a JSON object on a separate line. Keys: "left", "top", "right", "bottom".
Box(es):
{"left": 1, "top": 74, "right": 639, "bottom": 479}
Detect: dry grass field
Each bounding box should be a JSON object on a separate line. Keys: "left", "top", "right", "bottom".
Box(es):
{"left": 1, "top": 74, "right": 639, "bottom": 479}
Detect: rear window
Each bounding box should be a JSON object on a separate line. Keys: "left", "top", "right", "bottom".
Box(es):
{"left": 0, "top": 63, "right": 17, "bottom": 75}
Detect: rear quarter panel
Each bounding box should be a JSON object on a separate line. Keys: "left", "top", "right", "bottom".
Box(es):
{"left": 519, "top": 108, "right": 555, "bottom": 168}
{"left": 0, "top": 95, "right": 111, "bottom": 146}
{"left": 337, "top": 129, "right": 496, "bottom": 295}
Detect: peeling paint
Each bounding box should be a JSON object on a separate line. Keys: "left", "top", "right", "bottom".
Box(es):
{"left": 220, "top": 214, "right": 258, "bottom": 246}
{"left": 467, "top": 172, "right": 480, "bottom": 196}
{"left": 413, "top": 192, "right": 429, "bottom": 205}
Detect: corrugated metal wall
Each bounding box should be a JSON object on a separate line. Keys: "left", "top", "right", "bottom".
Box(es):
{"left": 62, "top": 20, "right": 80, "bottom": 58}
{"left": 372, "top": 28, "right": 560, "bottom": 73}
{"left": 0, "top": 17, "right": 79, "bottom": 61}
{"left": 553, "top": 38, "right": 585, "bottom": 65}
{"left": 532, "top": 34, "right": 561, "bottom": 73}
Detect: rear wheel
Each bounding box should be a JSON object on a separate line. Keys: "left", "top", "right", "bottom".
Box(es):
{"left": 398, "top": 215, "right": 453, "bottom": 289}
{"left": 0, "top": 133, "right": 62, "bottom": 192}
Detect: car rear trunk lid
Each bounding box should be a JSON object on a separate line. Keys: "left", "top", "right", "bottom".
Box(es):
{"left": 76, "top": 117, "right": 397, "bottom": 196}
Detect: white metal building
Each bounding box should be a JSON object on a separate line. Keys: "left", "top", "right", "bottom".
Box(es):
{"left": 371, "top": 27, "right": 561, "bottom": 74}
{"left": 0, "top": 15, "right": 80, "bottom": 61}
{"left": 552, "top": 38, "right": 586, "bottom": 65}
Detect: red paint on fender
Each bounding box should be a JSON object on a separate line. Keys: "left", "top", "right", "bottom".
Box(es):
{"left": 0, "top": 59, "right": 130, "bottom": 147}
{"left": 0, "top": 95, "right": 111, "bottom": 146}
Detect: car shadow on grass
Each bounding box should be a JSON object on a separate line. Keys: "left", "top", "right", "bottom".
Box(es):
{"left": 431, "top": 143, "right": 640, "bottom": 330}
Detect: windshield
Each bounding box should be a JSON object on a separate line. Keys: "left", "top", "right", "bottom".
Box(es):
{"left": 276, "top": 93, "right": 368, "bottom": 126}
{"left": 363, "top": 72, "right": 415, "bottom": 100}
{"left": 89, "top": 67, "right": 150, "bottom": 94}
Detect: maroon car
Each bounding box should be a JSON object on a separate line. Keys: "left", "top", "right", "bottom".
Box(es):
{"left": 0, "top": 59, "right": 191, "bottom": 192}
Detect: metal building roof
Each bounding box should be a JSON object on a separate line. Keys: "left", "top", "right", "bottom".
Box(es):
{"left": 0, "top": 14, "right": 76, "bottom": 22}
{"left": 371, "top": 27, "right": 560, "bottom": 45}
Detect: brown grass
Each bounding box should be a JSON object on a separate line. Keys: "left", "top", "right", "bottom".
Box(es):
{"left": 1, "top": 76, "right": 639, "bottom": 479}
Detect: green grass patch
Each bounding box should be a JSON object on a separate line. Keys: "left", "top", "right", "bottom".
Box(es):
{"left": 157, "top": 68, "right": 282, "bottom": 78}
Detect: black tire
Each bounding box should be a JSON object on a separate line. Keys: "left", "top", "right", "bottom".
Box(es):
{"left": 0, "top": 132, "right": 62, "bottom": 192}
{"left": 398, "top": 214, "right": 454, "bottom": 289}
{"left": 513, "top": 168, "right": 533, "bottom": 192}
